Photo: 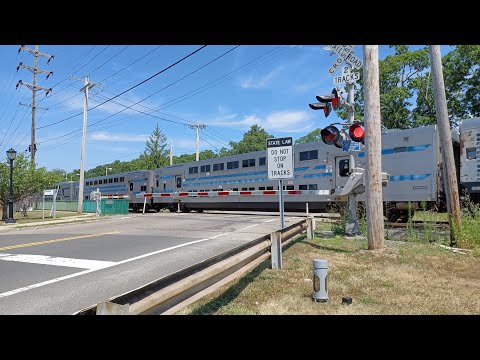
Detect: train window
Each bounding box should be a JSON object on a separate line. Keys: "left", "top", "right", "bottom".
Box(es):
{"left": 176, "top": 177, "right": 182, "bottom": 188}
{"left": 120, "top": 177, "right": 125, "bottom": 182}
{"left": 130, "top": 183, "right": 134, "bottom": 191}
{"left": 227, "top": 161, "right": 239, "bottom": 169}
{"left": 393, "top": 146, "right": 407, "bottom": 153}
{"left": 114, "top": 178, "right": 119, "bottom": 183}
{"left": 299, "top": 185, "right": 308, "bottom": 190}
{"left": 200, "top": 165, "right": 211, "bottom": 172}
{"left": 94, "top": 180, "right": 98, "bottom": 185}
{"left": 109, "top": 178, "right": 113, "bottom": 183}
{"left": 266, "top": 186, "right": 274, "bottom": 190}
{"left": 249, "top": 187, "right": 255, "bottom": 191}
{"left": 140, "top": 185, "right": 147, "bottom": 192}
{"left": 466, "top": 147, "right": 476, "bottom": 160}
{"left": 213, "top": 163, "right": 224, "bottom": 171}
{"left": 286, "top": 185, "right": 294, "bottom": 190}
{"left": 259, "top": 157, "right": 266, "bottom": 166}
{"left": 300, "top": 150, "right": 318, "bottom": 161}
{"left": 233, "top": 188, "right": 239, "bottom": 191}
{"left": 85, "top": 182, "right": 88, "bottom": 186}
{"left": 242, "top": 159, "right": 256, "bottom": 168}
{"left": 242, "top": 187, "right": 248, "bottom": 191}
{"left": 339, "top": 159, "right": 350, "bottom": 177}
{"left": 163, "top": 183, "right": 166, "bottom": 190}
{"left": 85, "top": 196, "right": 89, "bottom": 200}
{"left": 259, "top": 186, "right": 266, "bottom": 190}
{"left": 308, "top": 184, "right": 318, "bottom": 190}
{"left": 99, "top": 180, "right": 103, "bottom": 184}
{"left": 189, "top": 166, "right": 199, "bottom": 174}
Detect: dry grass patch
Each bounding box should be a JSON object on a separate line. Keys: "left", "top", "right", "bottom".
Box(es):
{"left": 178, "top": 233, "right": 480, "bottom": 315}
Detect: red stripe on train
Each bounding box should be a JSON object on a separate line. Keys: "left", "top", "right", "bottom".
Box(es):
{"left": 288, "top": 190, "right": 302, "bottom": 195}
{"left": 218, "top": 191, "right": 230, "bottom": 196}
{"left": 240, "top": 191, "right": 252, "bottom": 195}
{"left": 198, "top": 192, "right": 209, "bottom": 196}
{"left": 263, "top": 191, "right": 276, "bottom": 195}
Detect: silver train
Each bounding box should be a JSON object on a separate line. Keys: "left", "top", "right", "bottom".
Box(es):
{"left": 56, "top": 118, "right": 480, "bottom": 218}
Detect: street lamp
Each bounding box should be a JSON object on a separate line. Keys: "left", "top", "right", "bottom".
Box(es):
{"left": 105, "top": 167, "right": 113, "bottom": 176}
{"left": 6, "top": 148, "right": 17, "bottom": 224}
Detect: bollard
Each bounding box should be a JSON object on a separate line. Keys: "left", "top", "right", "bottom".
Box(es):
{"left": 312, "top": 259, "right": 328, "bottom": 302}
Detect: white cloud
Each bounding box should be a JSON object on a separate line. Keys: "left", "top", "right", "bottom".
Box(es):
{"left": 89, "top": 131, "right": 149, "bottom": 142}
{"left": 206, "top": 110, "right": 313, "bottom": 133}
{"left": 240, "top": 66, "right": 284, "bottom": 89}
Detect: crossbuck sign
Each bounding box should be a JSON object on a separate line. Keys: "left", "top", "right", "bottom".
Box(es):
{"left": 328, "top": 45, "right": 363, "bottom": 76}
{"left": 267, "top": 137, "right": 294, "bottom": 180}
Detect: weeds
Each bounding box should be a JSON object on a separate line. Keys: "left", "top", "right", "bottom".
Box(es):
{"left": 453, "top": 192, "right": 480, "bottom": 249}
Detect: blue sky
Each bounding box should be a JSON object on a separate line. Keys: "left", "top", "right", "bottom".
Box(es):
{"left": 0, "top": 45, "right": 453, "bottom": 172}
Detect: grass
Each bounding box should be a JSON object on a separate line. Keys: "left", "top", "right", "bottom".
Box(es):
{"left": 0, "top": 210, "right": 87, "bottom": 226}
{"left": 177, "top": 230, "right": 480, "bottom": 315}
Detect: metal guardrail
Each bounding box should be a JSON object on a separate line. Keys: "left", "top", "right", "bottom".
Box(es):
{"left": 74, "top": 217, "right": 314, "bottom": 315}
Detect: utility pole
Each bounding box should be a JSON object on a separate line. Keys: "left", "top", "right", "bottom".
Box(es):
{"left": 189, "top": 124, "right": 206, "bottom": 161}
{"left": 363, "top": 45, "right": 384, "bottom": 250}
{"left": 170, "top": 141, "right": 173, "bottom": 165}
{"left": 73, "top": 76, "right": 98, "bottom": 214}
{"left": 16, "top": 45, "right": 54, "bottom": 165}
{"left": 428, "top": 45, "right": 461, "bottom": 246}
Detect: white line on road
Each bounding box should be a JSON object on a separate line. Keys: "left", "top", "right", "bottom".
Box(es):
{"left": 0, "top": 220, "right": 277, "bottom": 300}
{"left": 0, "top": 253, "right": 116, "bottom": 270}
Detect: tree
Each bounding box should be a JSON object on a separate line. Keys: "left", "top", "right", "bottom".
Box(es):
{"left": 219, "top": 124, "right": 273, "bottom": 156}
{"left": 144, "top": 123, "right": 168, "bottom": 169}
{"left": 0, "top": 154, "right": 56, "bottom": 219}
{"left": 295, "top": 128, "right": 322, "bottom": 144}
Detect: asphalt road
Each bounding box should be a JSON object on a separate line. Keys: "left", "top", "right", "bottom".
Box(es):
{"left": 0, "top": 211, "right": 303, "bottom": 314}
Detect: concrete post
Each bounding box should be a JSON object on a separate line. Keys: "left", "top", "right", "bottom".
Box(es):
{"left": 270, "top": 231, "right": 282, "bottom": 270}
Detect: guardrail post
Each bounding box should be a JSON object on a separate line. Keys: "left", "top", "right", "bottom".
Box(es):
{"left": 96, "top": 301, "right": 129, "bottom": 315}
{"left": 270, "top": 231, "right": 282, "bottom": 270}
{"left": 306, "top": 216, "right": 315, "bottom": 239}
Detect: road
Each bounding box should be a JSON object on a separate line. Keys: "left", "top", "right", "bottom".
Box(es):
{"left": 0, "top": 211, "right": 303, "bottom": 314}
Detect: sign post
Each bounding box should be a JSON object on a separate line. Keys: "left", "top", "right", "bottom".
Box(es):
{"left": 43, "top": 189, "right": 55, "bottom": 220}
{"left": 266, "top": 137, "right": 294, "bottom": 229}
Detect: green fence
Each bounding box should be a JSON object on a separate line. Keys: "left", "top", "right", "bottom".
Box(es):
{"left": 35, "top": 199, "right": 129, "bottom": 215}
{"left": 82, "top": 199, "right": 129, "bottom": 215}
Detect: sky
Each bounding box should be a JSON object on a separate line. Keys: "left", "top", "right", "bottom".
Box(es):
{"left": 0, "top": 44, "right": 454, "bottom": 172}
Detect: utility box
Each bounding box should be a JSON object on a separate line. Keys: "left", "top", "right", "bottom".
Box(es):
{"left": 312, "top": 259, "right": 328, "bottom": 303}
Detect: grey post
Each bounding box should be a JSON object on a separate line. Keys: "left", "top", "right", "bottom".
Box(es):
{"left": 279, "top": 179, "right": 285, "bottom": 229}
{"left": 270, "top": 231, "right": 282, "bottom": 270}
{"left": 428, "top": 45, "right": 461, "bottom": 246}
{"left": 345, "top": 62, "right": 360, "bottom": 236}
{"left": 307, "top": 216, "right": 315, "bottom": 239}
{"left": 42, "top": 193, "right": 45, "bottom": 220}
{"left": 96, "top": 301, "right": 129, "bottom": 315}
{"left": 53, "top": 188, "right": 57, "bottom": 219}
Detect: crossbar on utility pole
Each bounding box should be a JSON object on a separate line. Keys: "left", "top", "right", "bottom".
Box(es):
{"left": 428, "top": 45, "right": 461, "bottom": 246}
{"left": 363, "top": 45, "right": 385, "bottom": 250}
{"left": 16, "top": 45, "right": 54, "bottom": 165}
{"left": 189, "top": 124, "right": 206, "bottom": 161}
{"left": 74, "top": 76, "right": 98, "bottom": 214}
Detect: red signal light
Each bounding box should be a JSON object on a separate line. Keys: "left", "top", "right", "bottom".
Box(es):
{"left": 349, "top": 122, "right": 365, "bottom": 143}
{"left": 320, "top": 125, "right": 343, "bottom": 148}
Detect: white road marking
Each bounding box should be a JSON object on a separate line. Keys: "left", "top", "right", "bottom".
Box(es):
{"left": 120, "top": 217, "right": 131, "bottom": 219}
{"left": 0, "top": 220, "right": 274, "bottom": 299}
{"left": 0, "top": 253, "right": 115, "bottom": 270}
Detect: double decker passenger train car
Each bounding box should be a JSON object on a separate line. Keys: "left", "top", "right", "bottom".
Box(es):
{"left": 56, "top": 118, "right": 480, "bottom": 218}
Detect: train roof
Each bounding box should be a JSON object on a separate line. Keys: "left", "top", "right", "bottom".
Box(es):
{"left": 459, "top": 117, "right": 480, "bottom": 130}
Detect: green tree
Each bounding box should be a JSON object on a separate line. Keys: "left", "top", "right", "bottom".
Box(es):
{"left": 0, "top": 154, "right": 55, "bottom": 219}
{"left": 295, "top": 128, "right": 322, "bottom": 144}
{"left": 144, "top": 123, "right": 168, "bottom": 169}
{"left": 219, "top": 124, "right": 273, "bottom": 156}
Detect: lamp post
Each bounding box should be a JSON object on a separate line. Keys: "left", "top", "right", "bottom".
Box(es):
{"left": 105, "top": 167, "right": 112, "bottom": 176}
{"left": 6, "top": 148, "right": 17, "bottom": 224}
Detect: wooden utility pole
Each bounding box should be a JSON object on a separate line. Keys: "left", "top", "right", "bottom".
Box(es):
{"left": 363, "top": 45, "right": 384, "bottom": 250}
{"left": 428, "top": 45, "right": 461, "bottom": 246}
{"left": 16, "top": 45, "right": 54, "bottom": 165}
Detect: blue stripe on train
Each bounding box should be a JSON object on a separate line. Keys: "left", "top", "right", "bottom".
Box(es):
{"left": 390, "top": 174, "right": 432, "bottom": 181}
{"left": 358, "top": 144, "right": 431, "bottom": 158}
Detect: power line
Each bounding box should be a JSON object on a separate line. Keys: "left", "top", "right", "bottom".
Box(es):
{"left": 37, "top": 45, "right": 208, "bottom": 130}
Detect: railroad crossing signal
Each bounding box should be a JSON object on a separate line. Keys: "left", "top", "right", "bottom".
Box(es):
{"left": 309, "top": 88, "right": 341, "bottom": 118}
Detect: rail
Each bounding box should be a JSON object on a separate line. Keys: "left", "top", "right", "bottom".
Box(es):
{"left": 73, "top": 218, "right": 313, "bottom": 315}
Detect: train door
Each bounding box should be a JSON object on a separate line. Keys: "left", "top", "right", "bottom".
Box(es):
{"left": 175, "top": 175, "right": 183, "bottom": 191}
{"left": 334, "top": 156, "right": 351, "bottom": 190}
